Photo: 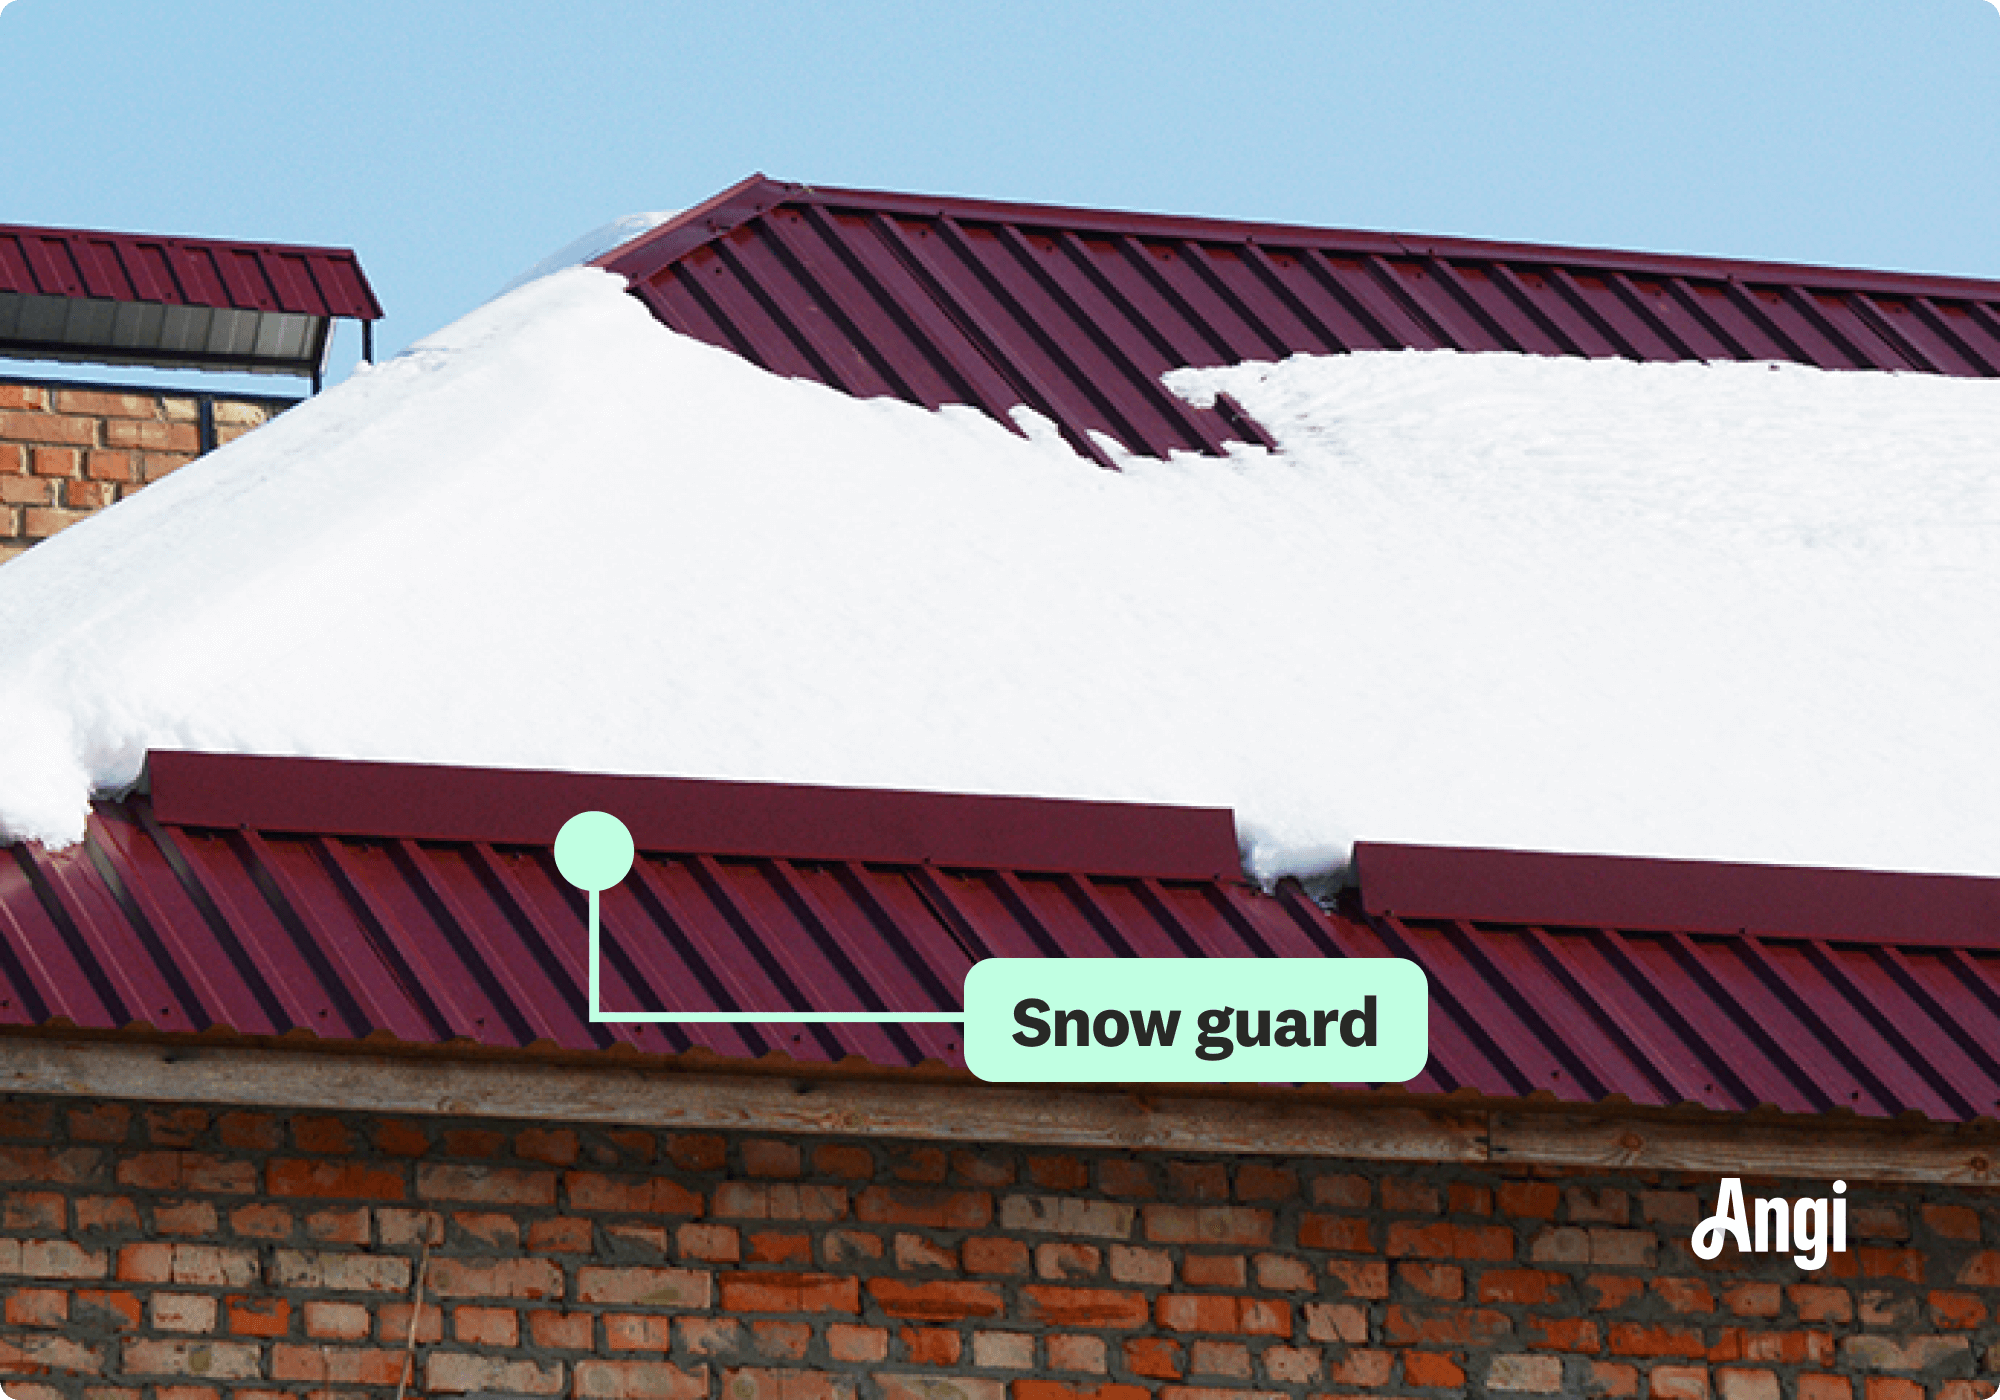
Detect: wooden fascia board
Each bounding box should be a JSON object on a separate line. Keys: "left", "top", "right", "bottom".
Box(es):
{"left": 2, "top": 1038, "right": 1995, "bottom": 1185}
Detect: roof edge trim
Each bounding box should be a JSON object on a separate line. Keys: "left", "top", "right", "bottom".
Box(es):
{"left": 1356, "top": 840, "right": 2000, "bottom": 947}
{"left": 142, "top": 750, "right": 1243, "bottom": 880}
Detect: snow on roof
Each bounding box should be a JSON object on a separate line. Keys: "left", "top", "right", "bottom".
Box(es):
{"left": 3, "top": 263, "right": 1999, "bottom": 883}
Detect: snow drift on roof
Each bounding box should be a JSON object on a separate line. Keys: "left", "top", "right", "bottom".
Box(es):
{"left": 3, "top": 265, "right": 1999, "bottom": 883}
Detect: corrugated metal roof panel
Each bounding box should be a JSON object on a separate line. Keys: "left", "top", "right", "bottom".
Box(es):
{"left": 0, "top": 223, "right": 382, "bottom": 320}
{"left": 601, "top": 176, "right": 2000, "bottom": 462}
{"left": 6, "top": 753, "right": 2000, "bottom": 1122}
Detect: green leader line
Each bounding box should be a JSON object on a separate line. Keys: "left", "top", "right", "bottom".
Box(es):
{"left": 556, "top": 810, "right": 963, "bottom": 1024}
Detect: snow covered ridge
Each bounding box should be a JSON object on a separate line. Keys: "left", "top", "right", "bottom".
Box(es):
{"left": 3, "top": 265, "right": 2000, "bottom": 885}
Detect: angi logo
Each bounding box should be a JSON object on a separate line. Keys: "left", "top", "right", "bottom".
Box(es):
{"left": 1691, "top": 1178, "right": 1847, "bottom": 1271}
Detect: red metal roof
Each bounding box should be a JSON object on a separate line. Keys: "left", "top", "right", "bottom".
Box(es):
{"left": 5, "top": 752, "right": 1999, "bottom": 1123}
{"left": 599, "top": 175, "right": 2000, "bottom": 466}
{"left": 0, "top": 224, "right": 382, "bottom": 321}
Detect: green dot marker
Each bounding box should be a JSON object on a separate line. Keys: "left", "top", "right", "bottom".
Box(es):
{"left": 556, "top": 811, "right": 634, "bottom": 1022}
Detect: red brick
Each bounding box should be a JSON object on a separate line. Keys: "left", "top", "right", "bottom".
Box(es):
{"left": 1309, "top": 1172, "right": 1370, "bottom": 1207}
{"left": 828, "top": 1324, "right": 889, "bottom": 1362}
{"left": 1327, "top": 1349, "right": 1394, "bottom": 1386}
{"left": 891, "top": 1146, "right": 949, "bottom": 1183}
{"left": 1016, "top": 1383, "right": 1147, "bottom": 1400}
{"left": 1922, "top": 1204, "right": 1980, "bottom": 1241}
{"left": 898, "top": 1330, "right": 963, "bottom": 1364}
{"left": 1648, "top": 1367, "right": 1710, "bottom": 1400}
{"left": 1382, "top": 1303, "right": 1512, "bottom": 1346}
{"left": 1383, "top": 1177, "right": 1440, "bottom": 1212}
{"left": 749, "top": 1321, "right": 812, "bottom": 1360}
{"left": 1588, "top": 1274, "right": 1646, "bottom": 1310}
{"left": 1930, "top": 1290, "right": 1986, "bottom": 1328}
{"left": 23, "top": 505, "right": 83, "bottom": 537}
{"left": 143, "top": 1109, "right": 206, "bottom": 1147}
{"left": 140, "top": 452, "right": 193, "bottom": 481}
{"left": 1451, "top": 1182, "right": 1495, "bottom": 1215}
{"left": 565, "top": 1170, "right": 704, "bottom": 1214}
{"left": 1123, "top": 1339, "right": 1185, "bottom": 1379}
{"left": 4, "top": 1192, "right": 62, "bottom": 1231}
{"left": 743, "top": 1229, "right": 807, "bottom": 1264}
{"left": 1566, "top": 1186, "right": 1629, "bottom": 1223}
{"left": 1188, "top": 1343, "right": 1250, "bottom": 1379}
{"left": 1179, "top": 1253, "right": 1244, "bottom": 1287}
{"left": 74, "top": 1290, "right": 142, "bottom": 1329}
{"left": 0, "top": 1335, "right": 105, "bottom": 1377}
{"left": 570, "top": 1264, "right": 709, "bottom": 1306}
{"left": 1327, "top": 1258, "right": 1390, "bottom": 1297}
{"left": 953, "top": 1151, "right": 1016, "bottom": 1188}
{"left": 1798, "top": 1379, "right": 1851, "bottom": 1400}
{"left": 291, "top": 1116, "right": 351, "bottom": 1153}
{"left": 428, "top": 1354, "right": 566, "bottom": 1395}
{"left": 1394, "top": 1221, "right": 1513, "bottom": 1259}
{"left": 513, "top": 1127, "right": 578, "bottom": 1165}
{"left": 302, "top": 1299, "right": 370, "bottom": 1342}
{"left": 667, "top": 1133, "right": 727, "bottom": 1171}
{"left": 440, "top": 1128, "right": 505, "bottom": 1156}
{"left": 0, "top": 473, "right": 54, "bottom": 504}
{"left": 1047, "top": 1335, "right": 1107, "bottom": 1372}
{"left": 124, "top": 1341, "right": 260, "bottom": 1379}
{"left": 1609, "top": 1323, "right": 1707, "bottom": 1357}
{"left": 856, "top": 1185, "right": 991, "bottom": 1227}
{"left": 267, "top": 1158, "right": 404, "bottom": 1199}
{"left": 814, "top": 1144, "right": 875, "bottom": 1179}
{"left": 417, "top": 1163, "right": 555, "bottom": 1204}
{"left": 153, "top": 1200, "right": 218, "bottom": 1236}
{"left": 370, "top": 1120, "right": 432, "bottom": 1156}
{"left": 1654, "top": 1277, "right": 1715, "bottom": 1313}
{"left": 1591, "top": 1361, "right": 1641, "bottom": 1396}
{"left": 1721, "top": 1283, "right": 1781, "bottom": 1318}
{"left": 1, "top": 1145, "right": 102, "bottom": 1185}
{"left": 1499, "top": 1182, "right": 1562, "bottom": 1218}
{"left": 528, "top": 1217, "right": 593, "bottom": 1252}
{"left": 104, "top": 419, "right": 198, "bottom": 452}
{"left": 529, "top": 1310, "right": 594, "bottom": 1349}
{"left": 1857, "top": 1246, "right": 1923, "bottom": 1281}
{"left": 225, "top": 1296, "right": 290, "bottom": 1338}
{"left": 1398, "top": 1261, "right": 1464, "bottom": 1299}
{"left": 867, "top": 1278, "right": 1003, "bottom": 1320}
{"left": 308, "top": 1206, "right": 371, "bottom": 1244}
{"left": 1155, "top": 1295, "right": 1289, "bottom": 1335}
{"left": 1145, "top": 1204, "right": 1273, "bottom": 1245}
{"left": 1167, "top": 1161, "right": 1231, "bottom": 1200}
{"left": 13, "top": 1239, "right": 108, "bottom": 1279}
{"left": 1029, "top": 1154, "right": 1090, "bottom": 1190}
{"left": 52, "top": 390, "right": 160, "bottom": 419}
{"left": 1864, "top": 1383, "right": 1924, "bottom": 1400}
{"left": 81, "top": 451, "right": 135, "bottom": 483}
{"left": 378, "top": 1301, "right": 443, "bottom": 1343}
{"left": 1480, "top": 1268, "right": 1559, "bottom": 1304}
{"left": 1528, "top": 1316, "right": 1600, "bottom": 1352}
{"left": 65, "top": 1104, "right": 128, "bottom": 1142}
{"left": 744, "top": 1139, "right": 803, "bottom": 1177}
{"left": 60, "top": 478, "right": 114, "bottom": 509}
{"left": 1254, "top": 1252, "right": 1315, "bottom": 1291}
{"left": 823, "top": 1230, "right": 885, "bottom": 1263}
{"left": 965, "top": 1236, "right": 1030, "bottom": 1275}
{"left": 454, "top": 1305, "right": 518, "bottom": 1345}
{"left": 1, "top": 412, "right": 96, "bottom": 446}
{"left": 1024, "top": 1286, "right": 1151, "bottom": 1329}
{"left": 209, "top": 1112, "right": 276, "bottom": 1150}
{"left": 1299, "top": 1213, "right": 1372, "bottom": 1251}
{"left": 677, "top": 1223, "right": 740, "bottom": 1262}
{"left": 1403, "top": 1353, "right": 1466, "bottom": 1387}
{"left": 75, "top": 1197, "right": 141, "bottom": 1232}
{"left": 718, "top": 1272, "right": 858, "bottom": 1313}
{"left": 0, "top": 385, "right": 47, "bottom": 409}
{"left": 713, "top": 1182, "right": 845, "bottom": 1220}
{"left": 5, "top": 1289, "right": 67, "bottom": 1327}
{"left": 1302, "top": 1302, "right": 1368, "bottom": 1342}
{"left": 404, "top": 1255, "right": 552, "bottom": 1300}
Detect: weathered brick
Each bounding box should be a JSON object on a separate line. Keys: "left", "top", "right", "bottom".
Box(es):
{"left": 1311, "top": 1173, "right": 1371, "bottom": 1208}
{"left": 104, "top": 419, "right": 198, "bottom": 452}
{"left": 1028, "top": 1155, "right": 1090, "bottom": 1191}
{"left": 1789, "top": 1284, "right": 1853, "bottom": 1323}
{"left": 749, "top": 1231, "right": 811, "bottom": 1264}
{"left": 574, "top": 1265, "right": 710, "bottom": 1307}
{"left": 267, "top": 1158, "right": 404, "bottom": 1199}
{"left": 1188, "top": 1340, "right": 1250, "bottom": 1377}
{"left": 1, "top": 411, "right": 96, "bottom": 445}
{"left": 2, "top": 1145, "right": 103, "bottom": 1185}
{"left": 1298, "top": 1213, "right": 1372, "bottom": 1251}
{"left": 1721, "top": 1283, "right": 1781, "bottom": 1318}
{"left": 1649, "top": 1367, "right": 1711, "bottom": 1400}
{"left": 54, "top": 390, "right": 162, "bottom": 419}
{"left": 1397, "top": 1261, "right": 1463, "bottom": 1299}
{"left": 1144, "top": 1204, "right": 1273, "bottom": 1245}
{"left": 899, "top": 1327, "right": 962, "bottom": 1364}
{"left": 1235, "top": 1165, "right": 1296, "bottom": 1201}
{"left": 1382, "top": 1177, "right": 1440, "bottom": 1213}
{"left": 1480, "top": 1268, "right": 1560, "bottom": 1304}
{"left": 823, "top": 1230, "right": 886, "bottom": 1264}
{"left": 723, "top": 1368, "right": 853, "bottom": 1400}
{"left": 1326, "top": 1258, "right": 1390, "bottom": 1298}
{"left": 1327, "top": 1349, "right": 1394, "bottom": 1385}
{"left": 5, "top": 1288, "right": 67, "bottom": 1327}
{"left": 1016, "top": 1382, "right": 1143, "bottom": 1400}
{"left": 877, "top": 1376, "right": 1001, "bottom": 1400}
{"left": 1388, "top": 1221, "right": 1513, "bottom": 1260}
{"left": 828, "top": 1324, "right": 890, "bottom": 1362}
{"left": 1000, "top": 1195, "right": 1133, "bottom": 1238}
{"left": 1155, "top": 1295, "right": 1289, "bottom": 1335}
{"left": 743, "top": 1139, "right": 803, "bottom": 1177}
{"left": 1302, "top": 1302, "right": 1368, "bottom": 1342}
{"left": 148, "top": 1295, "right": 218, "bottom": 1333}
{"left": 1654, "top": 1277, "right": 1715, "bottom": 1314}
{"left": 1922, "top": 1204, "right": 1980, "bottom": 1241}
{"left": 453, "top": 1304, "right": 518, "bottom": 1345}
{"left": 378, "top": 1301, "right": 444, "bottom": 1344}
{"left": 1046, "top": 1336, "right": 1108, "bottom": 1373}
{"left": 1837, "top": 1335, "right": 1970, "bottom": 1371}
{"left": 1717, "top": 1370, "right": 1781, "bottom": 1400}
{"left": 867, "top": 1279, "right": 1004, "bottom": 1320}
{"left": 712, "top": 1182, "right": 845, "bottom": 1221}
{"left": 6, "top": 1239, "right": 108, "bottom": 1279}
{"left": 966, "top": 1237, "right": 1031, "bottom": 1275}
{"left": 121, "top": 1341, "right": 261, "bottom": 1379}
{"left": 1590, "top": 1361, "right": 1641, "bottom": 1396}
{"left": 815, "top": 1144, "right": 876, "bottom": 1179}
{"left": 1567, "top": 1187, "right": 1630, "bottom": 1224}
{"left": 1382, "top": 1303, "right": 1511, "bottom": 1346}
{"left": 857, "top": 1186, "right": 992, "bottom": 1228}
{"left": 1488, "top": 1354, "right": 1565, "bottom": 1391}
{"left": 1023, "top": 1286, "right": 1151, "bottom": 1329}
{"left": 1608, "top": 1323, "right": 1707, "bottom": 1358}
{"left": 1107, "top": 1244, "right": 1172, "bottom": 1285}
{"left": 269, "top": 1249, "right": 410, "bottom": 1292}
{"left": 1035, "top": 1242, "right": 1100, "bottom": 1279}
{"left": 530, "top": 1310, "right": 595, "bottom": 1349}
{"left": 1797, "top": 1377, "right": 1851, "bottom": 1400}
{"left": 1253, "top": 1252, "right": 1315, "bottom": 1291}
{"left": 515, "top": 1127, "right": 580, "bottom": 1165}
{"left": 73, "top": 1196, "right": 138, "bottom": 1232}
{"left": 1180, "top": 1254, "right": 1245, "bottom": 1287}
{"left": 973, "top": 1331, "right": 1037, "bottom": 1368}
{"left": 415, "top": 1162, "right": 556, "bottom": 1204}
{"left": 1124, "top": 1338, "right": 1185, "bottom": 1379}
{"left": 718, "top": 1272, "right": 858, "bottom": 1313}
{"left": 224, "top": 1297, "right": 289, "bottom": 1338}
{"left": 427, "top": 1354, "right": 565, "bottom": 1395}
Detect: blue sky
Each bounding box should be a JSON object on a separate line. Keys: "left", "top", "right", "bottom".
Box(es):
{"left": 4, "top": 0, "right": 1999, "bottom": 393}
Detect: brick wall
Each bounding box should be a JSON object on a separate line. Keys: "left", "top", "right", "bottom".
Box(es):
{"left": 1, "top": 1092, "right": 1994, "bottom": 1400}
{"left": 0, "top": 379, "right": 295, "bottom": 563}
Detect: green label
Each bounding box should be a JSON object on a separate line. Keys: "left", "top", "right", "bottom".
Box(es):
{"left": 963, "top": 957, "right": 1429, "bottom": 1084}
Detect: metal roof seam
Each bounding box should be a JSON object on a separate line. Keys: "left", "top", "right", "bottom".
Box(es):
{"left": 1808, "top": 941, "right": 1983, "bottom": 1120}
{"left": 1732, "top": 933, "right": 1922, "bottom": 1117}
{"left": 1520, "top": 926, "right": 1684, "bottom": 1106}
